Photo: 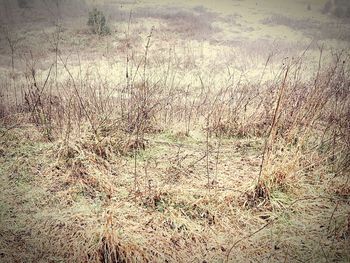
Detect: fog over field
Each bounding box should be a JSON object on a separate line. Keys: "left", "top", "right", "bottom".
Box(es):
{"left": 0, "top": 0, "right": 349, "bottom": 262}
{"left": 1, "top": 0, "right": 349, "bottom": 76}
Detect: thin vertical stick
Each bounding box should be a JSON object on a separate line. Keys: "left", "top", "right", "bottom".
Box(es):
{"left": 215, "top": 131, "right": 222, "bottom": 186}
{"left": 125, "top": 10, "right": 132, "bottom": 122}
{"left": 257, "top": 66, "right": 289, "bottom": 184}
{"left": 206, "top": 115, "right": 210, "bottom": 193}
{"left": 134, "top": 124, "right": 139, "bottom": 192}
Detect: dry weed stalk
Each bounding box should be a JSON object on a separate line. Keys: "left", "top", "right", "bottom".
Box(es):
{"left": 255, "top": 65, "right": 290, "bottom": 201}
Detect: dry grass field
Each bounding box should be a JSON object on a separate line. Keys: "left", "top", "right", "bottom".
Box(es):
{"left": 0, "top": 0, "right": 349, "bottom": 262}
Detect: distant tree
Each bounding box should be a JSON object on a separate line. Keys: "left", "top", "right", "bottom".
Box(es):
{"left": 346, "top": 7, "right": 350, "bottom": 18}
{"left": 17, "top": 0, "right": 28, "bottom": 8}
{"left": 87, "top": 8, "right": 110, "bottom": 36}
{"left": 333, "top": 6, "right": 344, "bottom": 17}
{"left": 322, "top": 0, "right": 332, "bottom": 14}
{"left": 334, "top": 0, "right": 348, "bottom": 5}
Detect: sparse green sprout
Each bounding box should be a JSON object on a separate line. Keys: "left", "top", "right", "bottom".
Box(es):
{"left": 87, "top": 8, "right": 110, "bottom": 36}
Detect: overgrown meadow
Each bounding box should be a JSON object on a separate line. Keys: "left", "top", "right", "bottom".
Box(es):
{"left": 0, "top": 0, "right": 349, "bottom": 262}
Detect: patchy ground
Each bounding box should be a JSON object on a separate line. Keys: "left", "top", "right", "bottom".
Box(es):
{"left": 0, "top": 0, "right": 350, "bottom": 262}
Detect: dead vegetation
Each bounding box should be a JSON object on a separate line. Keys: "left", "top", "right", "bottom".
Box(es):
{"left": 0, "top": 1, "right": 350, "bottom": 262}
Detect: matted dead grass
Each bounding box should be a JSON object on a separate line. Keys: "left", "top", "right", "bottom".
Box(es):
{"left": 0, "top": 122, "right": 349, "bottom": 262}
